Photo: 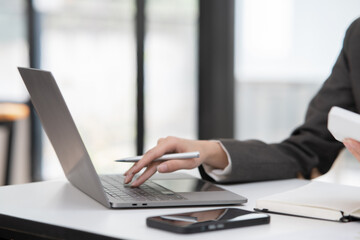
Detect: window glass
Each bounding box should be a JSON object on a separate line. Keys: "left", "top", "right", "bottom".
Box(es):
{"left": 38, "top": 0, "right": 136, "bottom": 178}
{"left": 144, "top": 0, "right": 198, "bottom": 150}
{"left": 0, "top": 0, "right": 28, "bottom": 184}
{"left": 0, "top": 0, "right": 27, "bottom": 102}
{"left": 235, "top": 0, "right": 360, "bottom": 142}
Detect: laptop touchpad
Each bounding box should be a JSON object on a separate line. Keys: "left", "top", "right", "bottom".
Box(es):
{"left": 152, "top": 179, "right": 224, "bottom": 192}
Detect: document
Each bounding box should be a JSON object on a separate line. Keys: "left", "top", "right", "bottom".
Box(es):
{"left": 328, "top": 106, "right": 360, "bottom": 142}
{"left": 255, "top": 181, "right": 360, "bottom": 222}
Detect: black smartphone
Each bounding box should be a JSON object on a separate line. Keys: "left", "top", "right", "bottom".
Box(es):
{"left": 146, "top": 208, "right": 270, "bottom": 234}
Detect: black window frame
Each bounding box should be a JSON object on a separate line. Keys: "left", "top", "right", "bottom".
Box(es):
{"left": 27, "top": 0, "right": 42, "bottom": 182}
{"left": 198, "top": 0, "right": 235, "bottom": 140}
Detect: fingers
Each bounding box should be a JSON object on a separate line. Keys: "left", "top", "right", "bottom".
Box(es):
{"left": 129, "top": 137, "right": 179, "bottom": 173}
{"left": 124, "top": 136, "right": 182, "bottom": 185}
{"left": 157, "top": 138, "right": 165, "bottom": 144}
{"left": 344, "top": 138, "right": 360, "bottom": 161}
{"left": 157, "top": 158, "right": 200, "bottom": 173}
{"left": 130, "top": 162, "right": 160, "bottom": 187}
{"left": 128, "top": 158, "right": 201, "bottom": 187}
{"left": 124, "top": 169, "right": 135, "bottom": 184}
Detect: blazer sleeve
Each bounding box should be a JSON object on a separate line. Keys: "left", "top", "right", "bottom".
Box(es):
{"left": 199, "top": 17, "right": 360, "bottom": 184}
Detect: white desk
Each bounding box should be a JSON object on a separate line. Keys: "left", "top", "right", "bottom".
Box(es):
{"left": 0, "top": 177, "right": 359, "bottom": 240}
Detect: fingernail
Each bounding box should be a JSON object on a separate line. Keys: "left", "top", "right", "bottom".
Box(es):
{"left": 131, "top": 179, "right": 138, "bottom": 187}
{"left": 157, "top": 164, "right": 168, "bottom": 172}
{"left": 124, "top": 174, "right": 131, "bottom": 184}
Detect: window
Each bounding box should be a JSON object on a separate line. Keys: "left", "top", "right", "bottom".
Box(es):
{"left": 0, "top": 0, "right": 29, "bottom": 184}
{"left": 38, "top": 0, "right": 136, "bottom": 178}
{"left": 235, "top": 0, "right": 360, "bottom": 142}
{"left": 144, "top": 0, "right": 198, "bottom": 150}
{"left": 0, "top": 0, "right": 28, "bottom": 102}
{"left": 36, "top": 0, "right": 199, "bottom": 179}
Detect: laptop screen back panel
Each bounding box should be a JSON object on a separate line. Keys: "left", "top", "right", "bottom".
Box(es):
{"left": 18, "top": 67, "right": 110, "bottom": 208}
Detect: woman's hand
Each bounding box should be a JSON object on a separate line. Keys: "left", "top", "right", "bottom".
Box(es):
{"left": 123, "top": 136, "right": 228, "bottom": 187}
{"left": 343, "top": 138, "right": 360, "bottom": 163}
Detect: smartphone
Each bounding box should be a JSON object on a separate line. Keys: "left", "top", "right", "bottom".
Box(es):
{"left": 146, "top": 208, "right": 270, "bottom": 234}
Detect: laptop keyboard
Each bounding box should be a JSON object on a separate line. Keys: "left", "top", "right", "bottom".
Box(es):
{"left": 100, "top": 175, "right": 186, "bottom": 202}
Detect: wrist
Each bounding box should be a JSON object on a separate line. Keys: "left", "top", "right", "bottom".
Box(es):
{"left": 201, "top": 140, "right": 229, "bottom": 170}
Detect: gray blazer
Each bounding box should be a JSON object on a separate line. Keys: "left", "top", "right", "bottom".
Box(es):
{"left": 200, "top": 17, "right": 360, "bottom": 183}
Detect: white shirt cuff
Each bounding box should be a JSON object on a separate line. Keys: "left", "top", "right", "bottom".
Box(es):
{"left": 202, "top": 140, "right": 232, "bottom": 182}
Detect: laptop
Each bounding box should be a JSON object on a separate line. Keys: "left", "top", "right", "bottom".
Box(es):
{"left": 18, "top": 67, "right": 247, "bottom": 208}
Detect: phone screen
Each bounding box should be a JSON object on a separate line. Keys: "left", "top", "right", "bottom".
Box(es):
{"left": 147, "top": 208, "right": 270, "bottom": 233}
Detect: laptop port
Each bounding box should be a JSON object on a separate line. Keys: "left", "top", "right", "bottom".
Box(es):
{"left": 142, "top": 203, "right": 147, "bottom": 206}
{"left": 132, "top": 203, "right": 137, "bottom": 206}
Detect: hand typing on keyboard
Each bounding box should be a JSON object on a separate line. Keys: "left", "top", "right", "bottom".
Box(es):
{"left": 101, "top": 175, "right": 185, "bottom": 201}
{"left": 123, "top": 136, "right": 229, "bottom": 187}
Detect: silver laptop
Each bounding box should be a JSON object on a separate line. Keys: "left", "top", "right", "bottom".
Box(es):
{"left": 18, "top": 67, "right": 247, "bottom": 208}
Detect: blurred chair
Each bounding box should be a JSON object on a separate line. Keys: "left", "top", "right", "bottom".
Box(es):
{"left": 0, "top": 103, "right": 30, "bottom": 185}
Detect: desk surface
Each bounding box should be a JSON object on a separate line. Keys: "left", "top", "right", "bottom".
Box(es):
{"left": 0, "top": 176, "right": 359, "bottom": 240}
